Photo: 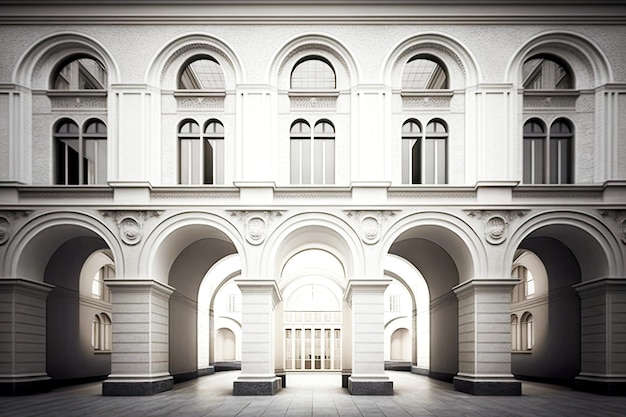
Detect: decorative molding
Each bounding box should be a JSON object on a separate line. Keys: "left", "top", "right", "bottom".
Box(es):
{"left": 151, "top": 191, "right": 239, "bottom": 199}
{"left": 274, "top": 191, "right": 351, "bottom": 199}
{"left": 345, "top": 210, "right": 397, "bottom": 245}
{"left": 388, "top": 191, "right": 476, "bottom": 199}
{"left": 514, "top": 191, "right": 603, "bottom": 200}
{"left": 22, "top": 191, "right": 113, "bottom": 200}
{"left": 402, "top": 94, "right": 451, "bottom": 109}
{"left": 466, "top": 210, "right": 529, "bottom": 245}
{"left": 101, "top": 210, "right": 162, "bottom": 246}
{"left": 0, "top": 211, "right": 31, "bottom": 246}
{"left": 290, "top": 95, "right": 337, "bottom": 109}
{"left": 50, "top": 96, "right": 106, "bottom": 110}
{"left": 599, "top": 210, "right": 626, "bottom": 245}
{"left": 523, "top": 94, "right": 577, "bottom": 109}
{"left": 228, "top": 210, "right": 283, "bottom": 245}
{"left": 176, "top": 94, "right": 224, "bottom": 109}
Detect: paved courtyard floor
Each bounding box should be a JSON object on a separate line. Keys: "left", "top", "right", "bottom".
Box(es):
{"left": 1, "top": 371, "right": 625, "bottom": 417}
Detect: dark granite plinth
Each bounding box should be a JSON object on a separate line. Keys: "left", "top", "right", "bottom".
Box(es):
{"left": 0, "top": 378, "right": 51, "bottom": 396}
{"left": 276, "top": 373, "right": 287, "bottom": 388}
{"left": 102, "top": 377, "right": 173, "bottom": 396}
{"left": 198, "top": 366, "right": 215, "bottom": 376}
{"left": 233, "top": 377, "right": 282, "bottom": 395}
{"left": 411, "top": 366, "right": 429, "bottom": 376}
{"left": 348, "top": 378, "right": 393, "bottom": 395}
{"left": 453, "top": 376, "right": 521, "bottom": 396}
{"left": 342, "top": 373, "right": 350, "bottom": 388}
{"left": 576, "top": 376, "right": 626, "bottom": 396}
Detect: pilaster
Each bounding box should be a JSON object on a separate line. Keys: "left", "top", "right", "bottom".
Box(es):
{"left": 453, "top": 278, "right": 521, "bottom": 396}
{"left": 233, "top": 280, "right": 282, "bottom": 395}
{"left": 574, "top": 278, "right": 626, "bottom": 395}
{"left": 102, "top": 279, "right": 174, "bottom": 396}
{"left": 0, "top": 278, "right": 53, "bottom": 395}
{"left": 345, "top": 279, "right": 393, "bottom": 395}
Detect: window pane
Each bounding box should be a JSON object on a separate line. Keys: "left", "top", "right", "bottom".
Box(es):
{"left": 203, "top": 139, "right": 214, "bottom": 184}
{"left": 291, "top": 58, "right": 336, "bottom": 89}
{"left": 523, "top": 58, "right": 573, "bottom": 89}
{"left": 179, "top": 58, "right": 225, "bottom": 89}
{"left": 412, "top": 139, "right": 421, "bottom": 184}
{"left": 180, "top": 139, "right": 192, "bottom": 184}
{"left": 402, "top": 58, "right": 448, "bottom": 89}
{"left": 53, "top": 58, "right": 107, "bottom": 90}
{"left": 83, "top": 139, "right": 107, "bottom": 185}
{"left": 212, "top": 138, "right": 225, "bottom": 185}
{"left": 435, "top": 138, "right": 447, "bottom": 184}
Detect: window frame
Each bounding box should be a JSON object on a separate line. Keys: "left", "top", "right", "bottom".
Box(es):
{"left": 401, "top": 118, "right": 448, "bottom": 185}
{"left": 290, "top": 119, "right": 335, "bottom": 185}
{"left": 290, "top": 56, "right": 337, "bottom": 91}
{"left": 178, "top": 118, "right": 225, "bottom": 185}
{"left": 523, "top": 118, "right": 574, "bottom": 184}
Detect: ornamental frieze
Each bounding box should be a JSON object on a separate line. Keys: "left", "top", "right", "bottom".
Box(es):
{"left": 101, "top": 210, "right": 162, "bottom": 246}
{"left": 599, "top": 210, "right": 626, "bottom": 245}
{"left": 0, "top": 211, "right": 31, "bottom": 246}
{"left": 466, "top": 210, "right": 528, "bottom": 245}
{"left": 345, "top": 210, "right": 397, "bottom": 245}
{"left": 228, "top": 210, "right": 283, "bottom": 245}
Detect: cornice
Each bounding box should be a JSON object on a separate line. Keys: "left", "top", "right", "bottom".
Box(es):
{"left": 1, "top": 1, "right": 625, "bottom": 25}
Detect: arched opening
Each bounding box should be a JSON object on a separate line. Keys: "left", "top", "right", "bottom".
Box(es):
{"left": 390, "top": 328, "right": 410, "bottom": 361}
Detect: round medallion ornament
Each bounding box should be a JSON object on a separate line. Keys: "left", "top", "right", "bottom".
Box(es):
{"left": 360, "top": 215, "right": 380, "bottom": 245}
{"left": 0, "top": 216, "right": 10, "bottom": 245}
{"left": 119, "top": 217, "right": 142, "bottom": 245}
{"left": 246, "top": 216, "right": 267, "bottom": 245}
{"left": 485, "top": 215, "right": 507, "bottom": 245}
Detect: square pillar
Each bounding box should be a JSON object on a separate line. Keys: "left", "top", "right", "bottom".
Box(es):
{"left": 102, "top": 279, "right": 174, "bottom": 396}
{"left": 574, "top": 278, "right": 626, "bottom": 395}
{"left": 0, "top": 278, "right": 53, "bottom": 395}
{"left": 233, "top": 280, "right": 282, "bottom": 395}
{"left": 345, "top": 279, "right": 393, "bottom": 395}
{"left": 453, "top": 279, "right": 521, "bottom": 396}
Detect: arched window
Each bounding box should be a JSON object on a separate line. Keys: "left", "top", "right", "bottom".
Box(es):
{"left": 290, "top": 119, "right": 335, "bottom": 185}
{"left": 290, "top": 57, "right": 336, "bottom": 90}
{"left": 402, "top": 56, "right": 448, "bottom": 90}
{"left": 54, "top": 118, "right": 108, "bottom": 185}
{"left": 92, "top": 264, "right": 114, "bottom": 302}
{"left": 402, "top": 119, "right": 422, "bottom": 184}
{"left": 101, "top": 313, "right": 112, "bottom": 351}
{"left": 523, "top": 56, "right": 573, "bottom": 90}
{"left": 401, "top": 119, "right": 447, "bottom": 184}
{"left": 521, "top": 312, "right": 534, "bottom": 350}
{"left": 511, "top": 314, "right": 519, "bottom": 351}
{"left": 512, "top": 265, "right": 535, "bottom": 302}
{"left": 178, "top": 119, "right": 225, "bottom": 185}
{"left": 523, "top": 118, "right": 573, "bottom": 184}
{"left": 52, "top": 56, "right": 107, "bottom": 90}
{"left": 92, "top": 315, "right": 101, "bottom": 350}
{"left": 178, "top": 57, "right": 225, "bottom": 90}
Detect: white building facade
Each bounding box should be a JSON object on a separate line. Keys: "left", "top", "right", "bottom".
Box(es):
{"left": 0, "top": 0, "right": 625, "bottom": 397}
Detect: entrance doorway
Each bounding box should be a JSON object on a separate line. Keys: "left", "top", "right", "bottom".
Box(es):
{"left": 284, "top": 311, "right": 341, "bottom": 371}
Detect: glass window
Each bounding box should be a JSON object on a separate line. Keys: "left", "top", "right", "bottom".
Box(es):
{"left": 179, "top": 57, "right": 225, "bottom": 89}
{"left": 402, "top": 57, "right": 448, "bottom": 89}
{"left": 54, "top": 118, "right": 107, "bottom": 185}
{"left": 290, "top": 120, "right": 312, "bottom": 184}
{"left": 314, "top": 120, "right": 335, "bottom": 185}
{"left": 178, "top": 119, "right": 224, "bottom": 185}
{"left": 290, "top": 119, "right": 335, "bottom": 185}
{"left": 523, "top": 57, "right": 573, "bottom": 89}
{"left": 523, "top": 119, "right": 573, "bottom": 184}
{"left": 521, "top": 313, "right": 534, "bottom": 350}
{"left": 92, "top": 315, "right": 101, "bottom": 349}
{"left": 511, "top": 315, "right": 519, "bottom": 351}
{"left": 291, "top": 57, "right": 336, "bottom": 90}
{"left": 53, "top": 57, "right": 106, "bottom": 90}
{"left": 402, "top": 120, "right": 422, "bottom": 184}
{"left": 101, "top": 313, "right": 112, "bottom": 351}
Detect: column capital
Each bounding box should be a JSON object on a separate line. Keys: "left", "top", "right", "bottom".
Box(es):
{"left": 235, "top": 279, "right": 282, "bottom": 307}
{"left": 104, "top": 278, "right": 174, "bottom": 298}
{"left": 453, "top": 278, "right": 520, "bottom": 298}
{"left": 344, "top": 279, "right": 391, "bottom": 302}
{"left": 0, "top": 277, "right": 54, "bottom": 297}
{"left": 573, "top": 277, "right": 626, "bottom": 296}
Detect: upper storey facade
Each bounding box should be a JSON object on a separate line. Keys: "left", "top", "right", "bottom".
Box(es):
{"left": 0, "top": 0, "right": 625, "bottom": 190}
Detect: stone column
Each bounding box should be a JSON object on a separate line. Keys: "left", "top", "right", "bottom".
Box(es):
{"left": 453, "top": 279, "right": 521, "bottom": 396}
{"left": 102, "top": 279, "right": 174, "bottom": 396}
{"left": 233, "top": 280, "right": 282, "bottom": 395}
{"left": 574, "top": 278, "right": 626, "bottom": 395}
{"left": 0, "top": 278, "right": 53, "bottom": 395}
{"left": 345, "top": 280, "right": 393, "bottom": 395}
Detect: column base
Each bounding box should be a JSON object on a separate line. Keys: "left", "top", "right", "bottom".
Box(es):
{"left": 342, "top": 373, "right": 351, "bottom": 388}
{"left": 102, "top": 375, "right": 173, "bottom": 396}
{"left": 576, "top": 375, "right": 626, "bottom": 396}
{"left": 453, "top": 375, "right": 521, "bottom": 396}
{"left": 411, "top": 366, "right": 429, "bottom": 376}
{"left": 198, "top": 366, "right": 215, "bottom": 377}
{"left": 0, "top": 375, "right": 51, "bottom": 396}
{"left": 348, "top": 376, "right": 393, "bottom": 395}
{"left": 233, "top": 376, "right": 282, "bottom": 395}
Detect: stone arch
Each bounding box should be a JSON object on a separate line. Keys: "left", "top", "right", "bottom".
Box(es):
{"left": 261, "top": 212, "right": 365, "bottom": 280}
{"left": 13, "top": 31, "right": 120, "bottom": 89}
{"left": 4, "top": 210, "right": 123, "bottom": 280}
{"left": 268, "top": 32, "right": 360, "bottom": 89}
{"left": 506, "top": 31, "right": 613, "bottom": 89}
{"left": 145, "top": 32, "right": 244, "bottom": 88}
{"left": 383, "top": 32, "right": 481, "bottom": 89}
{"left": 505, "top": 210, "right": 621, "bottom": 282}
